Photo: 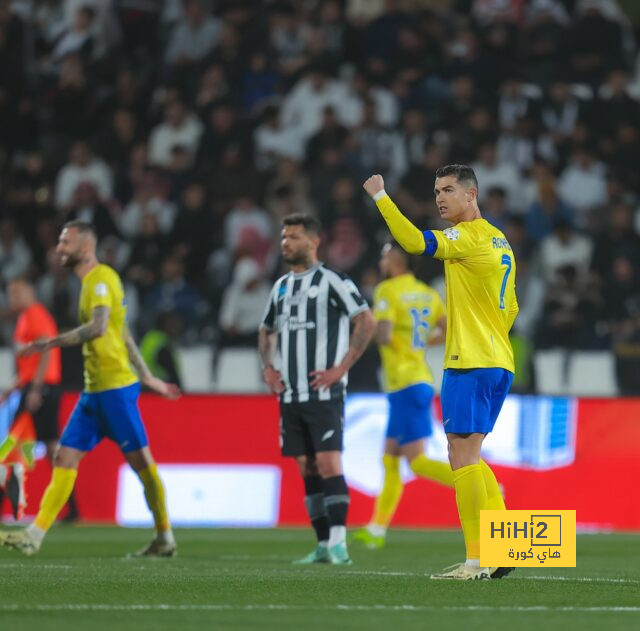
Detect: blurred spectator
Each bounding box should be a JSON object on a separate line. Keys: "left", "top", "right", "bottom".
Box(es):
{"left": 268, "top": 3, "right": 311, "bottom": 78}
{"left": 538, "top": 218, "right": 593, "bottom": 286}
{"left": 51, "top": 5, "right": 95, "bottom": 64}
{"left": 242, "top": 52, "right": 278, "bottom": 113}
{"left": 535, "top": 264, "right": 605, "bottom": 350}
{"left": 254, "top": 105, "right": 305, "bottom": 170}
{"left": 223, "top": 196, "right": 273, "bottom": 270}
{"left": 280, "top": 65, "right": 354, "bottom": 144}
{"left": 218, "top": 257, "right": 271, "bottom": 347}
{"left": 148, "top": 99, "right": 203, "bottom": 168}
{"left": 170, "top": 181, "right": 214, "bottom": 280}
{"left": 165, "top": 0, "right": 221, "bottom": 67}
{"left": 46, "top": 53, "right": 96, "bottom": 141}
{"left": 306, "top": 106, "right": 349, "bottom": 167}
{"left": 4, "top": 149, "right": 55, "bottom": 251}
{"left": 140, "top": 312, "right": 183, "bottom": 388}
{"left": 264, "top": 158, "right": 315, "bottom": 221}
{"left": 37, "top": 247, "right": 80, "bottom": 331}
{"left": 120, "top": 169, "right": 176, "bottom": 238}
{"left": 472, "top": 141, "right": 524, "bottom": 211}
{"left": 63, "top": 182, "right": 121, "bottom": 240}
{"left": 197, "top": 101, "right": 251, "bottom": 171}
{"left": 605, "top": 255, "right": 640, "bottom": 394}
{"left": 482, "top": 187, "right": 512, "bottom": 231}
{"left": 95, "top": 108, "right": 141, "bottom": 168}
{"left": 557, "top": 148, "right": 607, "bottom": 223}
{"left": 127, "top": 212, "right": 166, "bottom": 292}
{"left": 525, "top": 177, "right": 574, "bottom": 242}
{"left": 54, "top": 140, "right": 112, "bottom": 210}
{"left": 196, "top": 62, "right": 230, "bottom": 115}
{"left": 0, "top": 217, "right": 32, "bottom": 282}
{"left": 591, "top": 202, "right": 640, "bottom": 282}
{"left": 143, "top": 256, "right": 204, "bottom": 334}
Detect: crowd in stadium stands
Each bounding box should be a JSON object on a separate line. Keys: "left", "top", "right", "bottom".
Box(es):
{"left": 0, "top": 0, "right": 639, "bottom": 392}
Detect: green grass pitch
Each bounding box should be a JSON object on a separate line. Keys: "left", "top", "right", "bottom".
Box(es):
{"left": 0, "top": 527, "right": 638, "bottom": 630}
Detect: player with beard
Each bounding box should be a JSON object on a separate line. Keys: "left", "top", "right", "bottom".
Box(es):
{"left": 259, "top": 214, "right": 376, "bottom": 564}
{"left": 0, "top": 221, "right": 180, "bottom": 557}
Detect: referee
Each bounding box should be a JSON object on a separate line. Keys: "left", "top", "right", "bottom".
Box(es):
{"left": 259, "top": 214, "right": 376, "bottom": 565}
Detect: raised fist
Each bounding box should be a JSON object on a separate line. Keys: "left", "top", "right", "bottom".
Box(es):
{"left": 363, "top": 174, "right": 385, "bottom": 199}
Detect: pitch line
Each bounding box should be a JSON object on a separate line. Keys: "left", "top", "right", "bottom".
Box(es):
{"left": 0, "top": 604, "right": 638, "bottom": 613}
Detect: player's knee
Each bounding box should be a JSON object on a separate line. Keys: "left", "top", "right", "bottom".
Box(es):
{"left": 316, "top": 455, "right": 342, "bottom": 478}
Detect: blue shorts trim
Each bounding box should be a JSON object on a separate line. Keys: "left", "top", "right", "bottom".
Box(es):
{"left": 441, "top": 368, "right": 513, "bottom": 434}
{"left": 386, "top": 382, "right": 434, "bottom": 446}
{"left": 60, "top": 382, "right": 148, "bottom": 453}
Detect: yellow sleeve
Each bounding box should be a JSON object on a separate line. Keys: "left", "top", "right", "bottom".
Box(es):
{"left": 507, "top": 291, "right": 519, "bottom": 331}
{"left": 373, "top": 283, "right": 396, "bottom": 323}
{"left": 86, "top": 272, "right": 114, "bottom": 311}
{"left": 375, "top": 195, "right": 426, "bottom": 255}
{"left": 432, "top": 224, "right": 478, "bottom": 260}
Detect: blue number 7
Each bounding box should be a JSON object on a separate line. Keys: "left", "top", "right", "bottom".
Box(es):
{"left": 499, "top": 254, "right": 512, "bottom": 310}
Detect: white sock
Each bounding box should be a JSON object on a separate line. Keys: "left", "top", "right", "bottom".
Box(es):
{"left": 25, "top": 523, "right": 46, "bottom": 544}
{"left": 318, "top": 540, "right": 329, "bottom": 548}
{"left": 328, "top": 525, "right": 346, "bottom": 547}
{"left": 368, "top": 524, "right": 386, "bottom": 538}
{"left": 465, "top": 558, "right": 480, "bottom": 568}
{"left": 157, "top": 529, "right": 175, "bottom": 546}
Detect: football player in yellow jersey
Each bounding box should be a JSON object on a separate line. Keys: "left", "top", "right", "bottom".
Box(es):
{"left": 363, "top": 165, "right": 518, "bottom": 580}
{"left": 0, "top": 221, "right": 181, "bottom": 557}
{"left": 354, "top": 242, "right": 452, "bottom": 549}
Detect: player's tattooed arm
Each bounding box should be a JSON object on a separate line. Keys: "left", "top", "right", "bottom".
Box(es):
{"left": 124, "top": 325, "right": 181, "bottom": 399}
{"left": 124, "top": 325, "right": 153, "bottom": 382}
{"left": 18, "top": 306, "right": 110, "bottom": 356}
{"left": 310, "top": 309, "right": 376, "bottom": 389}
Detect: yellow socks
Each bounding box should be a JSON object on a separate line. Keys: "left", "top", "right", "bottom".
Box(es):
{"left": 371, "top": 454, "right": 403, "bottom": 528}
{"left": 138, "top": 464, "right": 171, "bottom": 535}
{"left": 453, "top": 463, "right": 488, "bottom": 560}
{"left": 480, "top": 459, "right": 506, "bottom": 510}
{"left": 410, "top": 454, "right": 454, "bottom": 487}
{"left": 34, "top": 467, "right": 78, "bottom": 531}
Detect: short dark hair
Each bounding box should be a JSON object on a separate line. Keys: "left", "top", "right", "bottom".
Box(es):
{"left": 435, "top": 164, "right": 479, "bottom": 192}
{"left": 282, "top": 214, "right": 322, "bottom": 236}
{"left": 63, "top": 220, "right": 97, "bottom": 239}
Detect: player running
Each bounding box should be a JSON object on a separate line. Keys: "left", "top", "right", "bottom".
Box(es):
{"left": 0, "top": 221, "right": 180, "bottom": 557}
{"left": 354, "top": 242, "right": 452, "bottom": 549}
{"left": 363, "top": 166, "right": 518, "bottom": 580}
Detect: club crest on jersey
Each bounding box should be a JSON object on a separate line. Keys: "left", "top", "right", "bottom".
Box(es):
{"left": 443, "top": 227, "right": 460, "bottom": 241}
{"left": 94, "top": 282, "right": 108, "bottom": 296}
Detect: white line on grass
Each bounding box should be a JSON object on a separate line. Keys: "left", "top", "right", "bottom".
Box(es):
{"left": 0, "top": 564, "right": 73, "bottom": 570}
{"left": 0, "top": 604, "right": 638, "bottom": 613}
{"left": 339, "top": 570, "right": 640, "bottom": 585}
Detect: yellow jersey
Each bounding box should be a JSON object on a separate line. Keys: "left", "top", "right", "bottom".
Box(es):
{"left": 373, "top": 274, "right": 445, "bottom": 392}
{"left": 429, "top": 219, "right": 518, "bottom": 372}
{"left": 79, "top": 264, "right": 137, "bottom": 392}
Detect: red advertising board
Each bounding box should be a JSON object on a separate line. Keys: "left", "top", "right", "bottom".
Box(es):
{"left": 7, "top": 393, "right": 640, "bottom": 531}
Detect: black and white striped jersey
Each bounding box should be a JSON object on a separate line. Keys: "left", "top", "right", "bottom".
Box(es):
{"left": 261, "top": 263, "right": 369, "bottom": 403}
